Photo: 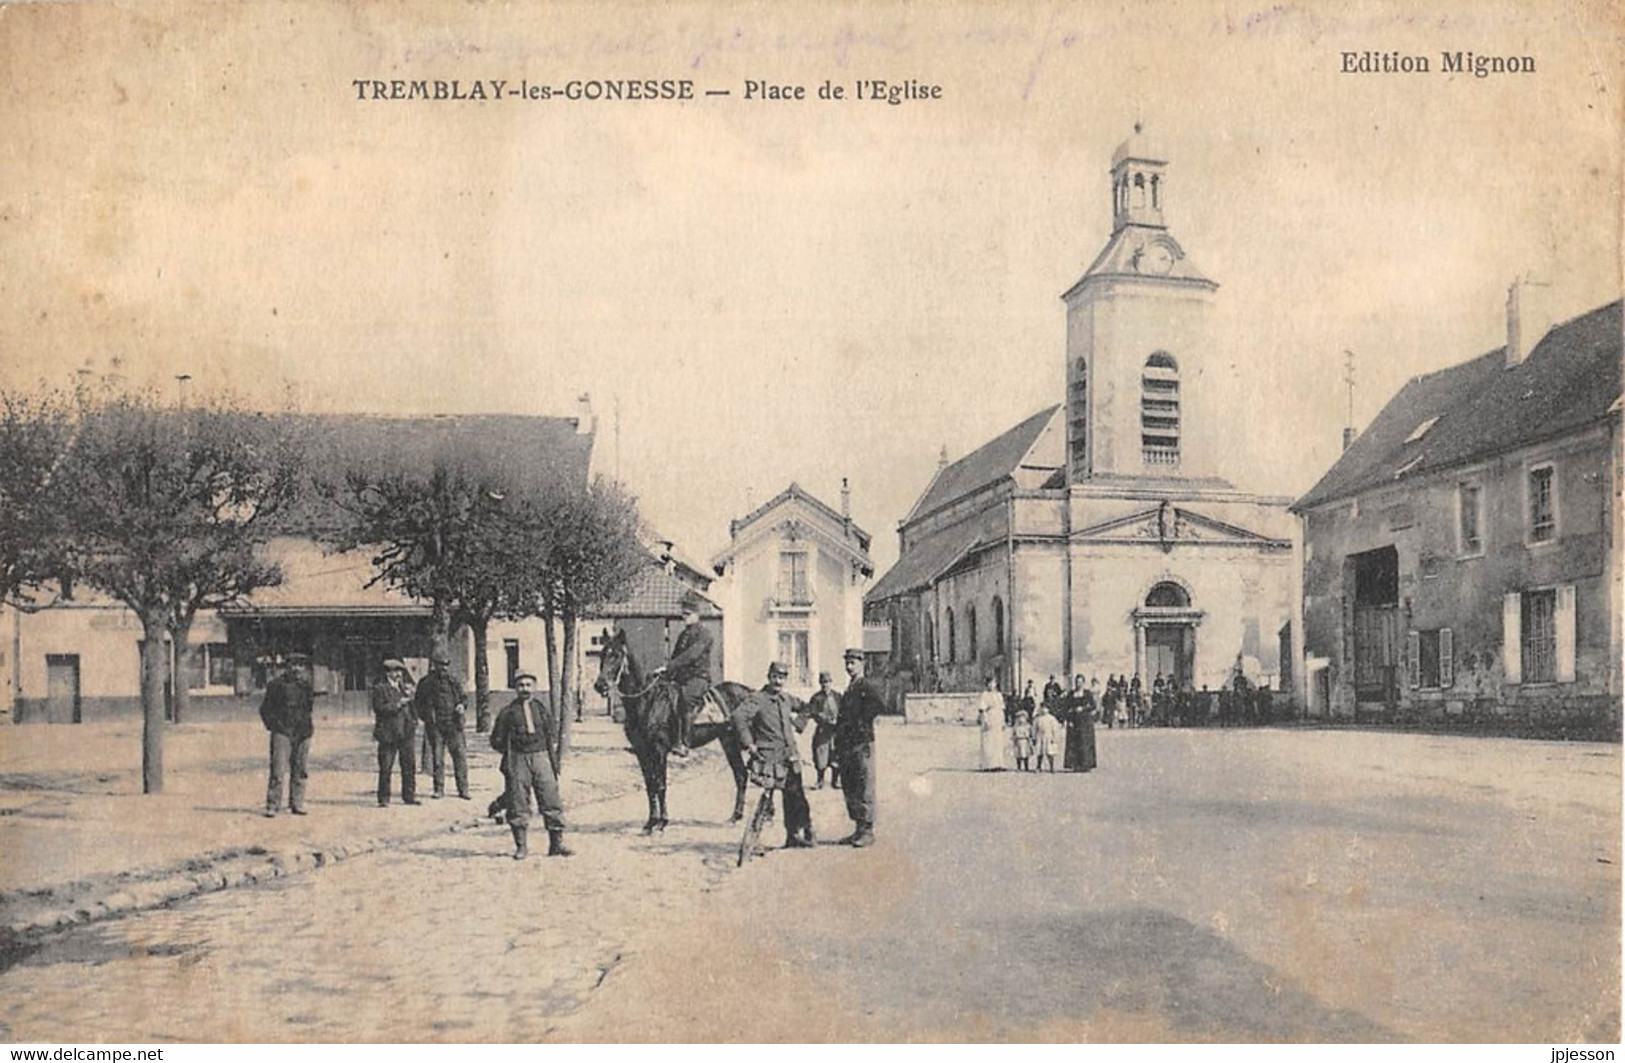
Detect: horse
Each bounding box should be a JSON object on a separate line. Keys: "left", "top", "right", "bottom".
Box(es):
{"left": 592, "top": 628, "right": 752, "bottom": 834}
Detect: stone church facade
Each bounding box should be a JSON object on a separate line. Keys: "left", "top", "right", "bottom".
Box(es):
{"left": 866, "top": 132, "right": 1296, "bottom": 696}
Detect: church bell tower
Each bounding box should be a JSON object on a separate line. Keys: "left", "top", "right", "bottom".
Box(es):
{"left": 1062, "top": 127, "right": 1218, "bottom": 486}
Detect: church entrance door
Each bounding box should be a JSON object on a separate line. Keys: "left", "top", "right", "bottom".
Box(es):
{"left": 1144, "top": 624, "right": 1193, "bottom": 689}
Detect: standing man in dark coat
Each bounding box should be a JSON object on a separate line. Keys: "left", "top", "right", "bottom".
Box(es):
{"left": 371, "top": 658, "right": 418, "bottom": 807}
{"left": 489, "top": 671, "right": 571, "bottom": 860}
{"left": 659, "top": 591, "right": 713, "bottom": 756}
{"left": 797, "top": 670, "right": 841, "bottom": 789}
{"left": 836, "top": 648, "right": 885, "bottom": 848}
{"left": 735, "top": 661, "right": 813, "bottom": 849}
{"left": 260, "top": 654, "right": 314, "bottom": 817}
{"left": 414, "top": 648, "right": 470, "bottom": 800}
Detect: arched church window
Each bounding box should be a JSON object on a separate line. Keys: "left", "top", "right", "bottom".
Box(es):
{"left": 946, "top": 608, "right": 957, "bottom": 663}
{"left": 1141, "top": 351, "right": 1181, "bottom": 467}
{"left": 923, "top": 613, "right": 935, "bottom": 663}
{"left": 1145, "top": 581, "right": 1191, "bottom": 608}
{"left": 966, "top": 605, "right": 977, "bottom": 662}
{"left": 992, "top": 596, "right": 1005, "bottom": 654}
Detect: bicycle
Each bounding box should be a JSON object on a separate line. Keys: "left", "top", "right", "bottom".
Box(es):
{"left": 736, "top": 786, "right": 777, "bottom": 867}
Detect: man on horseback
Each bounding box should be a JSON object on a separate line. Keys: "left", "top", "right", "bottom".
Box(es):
{"left": 656, "top": 591, "right": 713, "bottom": 757}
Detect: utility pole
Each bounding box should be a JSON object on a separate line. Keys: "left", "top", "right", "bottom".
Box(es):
{"left": 1341, "top": 350, "right": 1356, "bottom": 451}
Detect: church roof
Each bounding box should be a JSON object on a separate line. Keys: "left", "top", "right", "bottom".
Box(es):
{"left": 1112, "top": 129, "right": 1167, "bottom": 168}
{"left": 1065, "top": 228, "right": 1215, "bottom": 294}
{"left": 866, "top": 505, "right": 1008, "bottom": 604}
{"left": 905, "top": 406, "right": 1062, "bottom": 523}
{"left": 1294, "top": 300, "right": 1623, "bottom": 511}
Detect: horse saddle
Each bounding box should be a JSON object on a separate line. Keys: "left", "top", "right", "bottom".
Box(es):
{"left": 692, "top": 687, "right": 728, "bottom": 726}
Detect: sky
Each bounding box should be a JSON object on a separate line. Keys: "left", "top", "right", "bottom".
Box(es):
{"left": 1, "top": 0, "right": 1619, "bottom": 575}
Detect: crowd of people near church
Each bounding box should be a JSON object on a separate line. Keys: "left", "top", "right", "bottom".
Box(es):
{"left": 974, "top": 666, "right": 1282, "bottom": 773}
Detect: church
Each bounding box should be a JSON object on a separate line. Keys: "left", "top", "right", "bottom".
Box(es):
{"left": 865, "top": 130, "right": 1297, "bottom": 697}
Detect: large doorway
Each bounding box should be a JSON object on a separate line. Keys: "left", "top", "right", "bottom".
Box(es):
{"left": 1144, "top": 624, "right": 1193, "bottom": 688}
{"left": 1350, "top": 546, "right": 1400, "bottom": 712}
{"left": 45, "top": 654, "right": 81, "bottom": 724}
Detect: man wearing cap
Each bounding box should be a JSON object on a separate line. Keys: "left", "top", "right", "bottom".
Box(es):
{"left": 656, "top": 592, "right": 713, "bottom": 756}
{"left": 259, "top": 654, "right": 315, "bottom": 817}
{"left": 734, "top": 661, "right": 813, "bottom": 850}
{"left": 797, "top": 670, "right": 841, "bottom": 789}
{"left": 371, "top": 658, "right": 418, "bottom": 807}
{"left": 414, "top": 649, "right": 470, "bottom": 800}
{"left": 836, "top": 648, "right": 885, "bottom": 847}
{"left": 489, "top": 671, "right": 571, "bottom": 860}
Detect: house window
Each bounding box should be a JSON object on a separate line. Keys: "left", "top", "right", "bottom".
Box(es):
{"left": 777, "top": 629, "right": 810, "bottom": 686}
{"left": 504, "top": 638, "right": 521, "bottom": 690}
{"left": 204, "top": 643, "right": 234, "bottom": 688}
{"left": 1141, "top": 352, "right": 1180, "bottom": 467}
{"left": 946, "top": 608, "right": 957, "bottom": 664}
{"left": 1521, "top": 590, "right": 1557, "bottom": 683}
{"left": 1528, "top": 464, "right": 1556, "bottom": 543}
{"left": 778, "top": 551, "right": 810, "bottom": 602}
{"left": 1457, "top": 480, "right": 1483, "bottom": 555}
{"left": 1407, "top": 628, "right": 1454, "bottom": 689}
{"left": 992, "top": 596, "right": 1005, "bottom": 654}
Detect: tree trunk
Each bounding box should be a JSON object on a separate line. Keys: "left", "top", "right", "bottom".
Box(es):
{"left": 470, "top": 616, "right": 492, "bottom": 732}
{"left": 541, "top": 608, "right": 562, "bottom": 770}
{"left": 171, "top": 614, "right": 193, "bottom": 725}
{"left": 431, "top": 597, "right": 451, "bottom": 654}
{"left": 139, "top": 610, "right": 168, "bottom": 794}
{"left": 558, "top": 609, "right": 577, "bottom": 762}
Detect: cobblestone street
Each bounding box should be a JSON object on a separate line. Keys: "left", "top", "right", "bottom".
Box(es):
{"left": 0, "top": 721, "right": 1617, "bottom": 1043}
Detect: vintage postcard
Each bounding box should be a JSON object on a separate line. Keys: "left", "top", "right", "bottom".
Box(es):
{"left": 0, "top": 0, "right": 1619, "bottom": 1049}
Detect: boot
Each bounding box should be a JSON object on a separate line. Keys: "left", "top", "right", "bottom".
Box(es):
{"left": 511, "top": 823, "right": 529, "bottom": 860}
{"left": 850, "top": 824, "right": 875, "bottom": 848}
{"left": 548, "top": 829, "right": 574, "bottom": 858}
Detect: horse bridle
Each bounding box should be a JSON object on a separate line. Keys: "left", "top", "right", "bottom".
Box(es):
{"left": 604, "top": 642, "right": 666, "bottom": 701}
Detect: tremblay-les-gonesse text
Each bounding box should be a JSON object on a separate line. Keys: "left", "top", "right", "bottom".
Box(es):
{"left": 350, "top": 78, "right": 943, "bottom": 104}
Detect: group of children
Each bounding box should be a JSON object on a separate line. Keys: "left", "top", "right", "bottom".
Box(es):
{"left": 1008, "top": 702, "right": 1065, "bottom": 772}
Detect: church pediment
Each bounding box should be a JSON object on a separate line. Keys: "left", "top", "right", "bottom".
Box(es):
{"left": 1073, "top": 503, "right": 1290, "bottom": 553}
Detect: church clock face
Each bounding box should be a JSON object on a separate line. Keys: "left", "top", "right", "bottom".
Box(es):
{"left": 1138, "top": 243, "right": 1174, "bottom": 275}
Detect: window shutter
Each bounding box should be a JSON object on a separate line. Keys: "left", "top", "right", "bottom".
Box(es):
{"left": 1406, "top": 630, "right": 1420, "bottom": 689}
{"left": 1502, "top": 592, "right": 1522, "bottom": 684}
{"left": 1555, "top": 584, "right": 1577, "bottom": 683}
{"left": 1440, "top": 628, "right": 1454, "bottom": 688}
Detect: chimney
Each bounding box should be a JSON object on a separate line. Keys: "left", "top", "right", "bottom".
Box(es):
{"left": 937, "top": 445, "right": 949, "bottom": 472}
{"left": 1342, "top": 426, "right": 1356, "bottom": 451}
{"left": 840, "top": 477, "right": 851, "bottom": 518}
{"left": 575, "top": 392, "right": 594, "bottom": 434}
{"left": 1505, "top": 278, "right": 1552, "bottom": 369}
{"left": 658, "top": 539, "right": 675, "bottom": 575}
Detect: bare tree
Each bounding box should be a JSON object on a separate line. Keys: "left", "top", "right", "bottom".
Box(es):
{"left": 53, "top": 389, "right": 304, "bottom": 792}
{"left": 0, "top": 388, "right": 75, "bottom": 608}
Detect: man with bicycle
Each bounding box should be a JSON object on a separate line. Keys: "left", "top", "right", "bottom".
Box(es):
{"left": 734, "top": 660, "right": 813, "bottom": 851}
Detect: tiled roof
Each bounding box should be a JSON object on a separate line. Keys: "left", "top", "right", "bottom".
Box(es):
{"left": 906, "top": 406, "right": 1061, "bottom": 523}
{"left": 221, "top": 538, "right": 429, "bottom": 615}
{"left": 1295, "top": 301, "right": 1623, "bottom": 511}
{"left": 866, "top": 505, "right": 1007, "bottom": 604}
{"left": 593, "top": 560, "right": 721, "bottom": 619}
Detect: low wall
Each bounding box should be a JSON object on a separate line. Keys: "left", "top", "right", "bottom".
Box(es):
{"left": 902, "top": 692, "right": 979, "bottom": 725}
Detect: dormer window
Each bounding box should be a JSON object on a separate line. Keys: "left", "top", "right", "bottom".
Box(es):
{"left": 1405, "top": 415, "right": 1441, "bottom": 443}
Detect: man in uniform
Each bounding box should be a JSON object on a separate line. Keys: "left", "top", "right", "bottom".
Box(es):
{"left": 734, "top": 661, "right": 813, "bottom": 849}
{"left": 835, "top": 647, "right": 885, "bottom": 847}
{"left": 488, "top": 671, "right": 571, "bottom": 860}
{"left": 260, "top": 654, "right": 314, "bottom": 817}
{"left": 371, "top": 658, "right": 418, "bottom": 807}
{"left": 657, "top": 591, "right": 713, "bottom": 756}
{"left": 414, "top": 649, "right": 470, "bottom": 800}
{"left": 796, "top": 670, "right": 841, "bottom": 789}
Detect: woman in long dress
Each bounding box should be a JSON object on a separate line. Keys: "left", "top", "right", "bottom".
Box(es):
{"left": 976, "top": 675, "right": 1009, "bottom": 771}
{"left": 1063, "top": 676, "right": 1098, "bottom": 772}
